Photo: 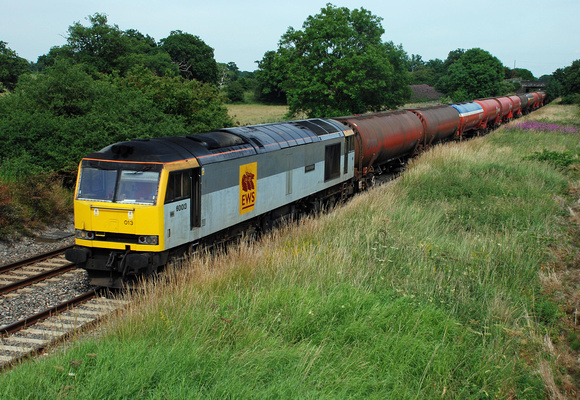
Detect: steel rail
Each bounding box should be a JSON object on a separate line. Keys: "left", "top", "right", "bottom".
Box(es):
{"left": 0, "top": 263, "right": 77, "bottom": 296}
{"left": 0, "top": 289, "right": 101, "bottom": 336}
{"left": 0, "top": 245, "right": 74, "bottom": 273}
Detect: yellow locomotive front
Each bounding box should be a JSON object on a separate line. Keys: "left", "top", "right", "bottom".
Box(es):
{"left": 66, "top": 158, "right": 167, "bottom": 287}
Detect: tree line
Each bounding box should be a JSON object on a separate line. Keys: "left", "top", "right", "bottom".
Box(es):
{"left": 252, "top": 5, "right": 577, "bottom": 114}
{"left": 0, "top": 13, "right": 240, "bottom": 179}
{"left": 1, "top": 6, "right": 579, "bottom": 179}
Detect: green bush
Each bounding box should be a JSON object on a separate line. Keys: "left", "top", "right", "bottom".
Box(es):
{"left": 0, "top": 61, "right": 233, "bottom": 177}
{"left": 526, "top": 148, "right": 579, "bottom": 169}
{"left": 226, "top": 81, "right": 245, "bottom": 103}
{"left": 560, "top": 93, "right": 580, "bottom": 105}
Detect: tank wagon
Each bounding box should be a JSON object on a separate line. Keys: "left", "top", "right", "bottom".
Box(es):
{"left": 67, "top": 92, "right": 546, "bottom": 287}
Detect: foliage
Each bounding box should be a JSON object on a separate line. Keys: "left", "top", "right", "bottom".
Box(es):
{"left": 510, "top": 68, "right": 536, "bottom": 81}
{"left": 217, "top": 62, "right": 239, "bottom": 89}
{"left": 560, "top": 93, "right": 580, "bottom": 105}
{"left": 407, "top": 58, "right": 445, "bottom": 87}
{"left": 0, "top": 60, "right": 232, "bottom": 175}
{"left": 254, "top": 50, "right": 288, "bottom": 104}
{"left": 0, "top": 41, "right": 30, "bottom": 92}
{"left": 59, "top": 13, "right": 177, "bottom": 77}
{"left": 225, "top": 80, "right": 245, "bottom": 103}
{"left": 444, "top": 48, "right": 505, "bottom": 101}
{"left": 258, "top": 4, "right": 411, "bottom": 117}
{"left": 526, "top": 149, "right": 579, "bottom": 169}
{"left": 563, "top": 60, "right": 580, "bottom": 95}
{"left": 160, "top": 30, "right": 218, "bottom": 84}
{"left": 545, "top": 76, "right": 563, "bottom": 100}
{"left": 551, "top": 60, "right": 580, "bottom": 103}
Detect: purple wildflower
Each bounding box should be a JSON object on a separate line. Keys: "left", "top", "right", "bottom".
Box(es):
{"left": 506, "top": 121, "right": 578, "bottom": 134}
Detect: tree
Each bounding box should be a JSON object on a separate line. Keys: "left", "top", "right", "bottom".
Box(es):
{"left": 66, "top": 13, "right": 127, "bottom": 74}
{"left": 506, "top": 68, "right": 535, "bottom": 81}
{"left": 262, "top": 4, "right": 410, "bottom": 117}
{"left": 217, "top": 62, "right": 240, "bottom": 89}
{"left": 443, "top": 49, "right": 465, "bottom": 70}
{"left": 160, "top": 30, "right": 218, "bottom": 84}
{"left": 408, "top": 54, "right": 424, "bottom": 72}
{"left": 44, "top": 13, "right": 176, "bottom": 77}
{"left": 545, "top": 75, "right": 562, "bottom": 101}
{"left": 226, "top": 81, "right": 245, "bottom": 103}
{"left": 255, "top": 50, "right": 288, "bottom": 104}
{"left": 0, "top": 41, "right": 30, "bottom": 92}
{"left": 435, "top": 49, "right": 465, "bottom": 94}
{"left": 0, "top": 60, "right": 232, "bottom": 175}
{"left": 408, "top": 57, "right": 445, "bottom": 87}
{"left": 562, "top": 60, "right": 580, "bottom": 95}
{"left": 445, "top": 48, "right": 505, "bottom": 101}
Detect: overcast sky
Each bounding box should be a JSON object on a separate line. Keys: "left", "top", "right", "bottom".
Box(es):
{"left": 2, "top": 0, "right": 578, "bottom": 78}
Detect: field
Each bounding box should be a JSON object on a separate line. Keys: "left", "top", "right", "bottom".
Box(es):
{"left": 1, "top": 103, "right": 579, "bottom": 398}
{"left": 227, "top": 104, "right": 289, "bottom": 126}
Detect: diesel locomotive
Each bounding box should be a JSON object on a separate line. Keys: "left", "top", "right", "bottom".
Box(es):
{"left": 66, "top": 92, "right": 546, "bottom": 287}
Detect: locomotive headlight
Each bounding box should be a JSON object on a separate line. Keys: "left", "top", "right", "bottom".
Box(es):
{"left": 138, "top": 235, "right": 159, "bottom": 245}
{"left": 76, "top": 230, "right": 95, "bottom": 240}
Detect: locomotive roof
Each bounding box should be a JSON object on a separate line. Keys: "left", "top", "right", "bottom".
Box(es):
{"left": 84, "top": 118, "right": 349, "bottom": 166}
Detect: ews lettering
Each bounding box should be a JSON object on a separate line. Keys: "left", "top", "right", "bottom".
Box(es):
{"left": 239, "top": 163, "right": 257, "bottom": 215}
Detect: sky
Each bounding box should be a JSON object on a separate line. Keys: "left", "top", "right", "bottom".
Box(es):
{"left": 2, "top": 0, "right": 579, "bottom": 78}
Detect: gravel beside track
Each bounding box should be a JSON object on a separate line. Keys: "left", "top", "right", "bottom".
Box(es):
{"left": 0, "top": 219, "right": 75, "bottom": 266}
{"left": 0, "top": 219, "right": 97, "bottom": 328}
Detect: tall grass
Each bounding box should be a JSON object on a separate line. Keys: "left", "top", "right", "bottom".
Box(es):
{"left": 1, "top": 104, "right": 578, "bottom": 398}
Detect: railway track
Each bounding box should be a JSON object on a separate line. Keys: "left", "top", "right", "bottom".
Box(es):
{"left": 0, "top": 245, "right": 76, "bottom": 295}
{"left": 0, "top": 245, "right": 129, "bottom": 370}
{"left": 0, "top": 288, "right": 128, "bottom": 369}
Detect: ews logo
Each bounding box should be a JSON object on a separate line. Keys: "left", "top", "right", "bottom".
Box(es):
{"left": 239, "top": 162, "right": 257, "bottom": 214}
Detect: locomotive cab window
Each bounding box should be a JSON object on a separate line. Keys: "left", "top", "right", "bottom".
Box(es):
{"left": 165, "top": 171, "right": 191, "bottom": 203}
{"left": 165, "top": 169, "right": 201, "bottom": 228}
{"left": 116, "top": 171, "right": 160, "bottom": 204}
{"left": 344, "top": 136, "right": 354, "bottom": 174}
{"left": 76, "top": 163, "right": 160, "bottom": 205}
{"left": 324, "top": 143, "right": 341, "bottom": 182}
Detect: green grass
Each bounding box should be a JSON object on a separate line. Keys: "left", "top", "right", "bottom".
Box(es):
{"left": 1, "top": 104, "right": 578, "bottom": 398}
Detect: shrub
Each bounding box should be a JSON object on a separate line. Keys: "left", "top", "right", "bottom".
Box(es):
{"left": 226, "top": 81, "right": 245, "bottom": 103}
{"left": 526, "top": 149, "right": 579, "bottom": 169}
{"left": 0, "top": 173, "right": 73, "bottom": 239}
{"left": 560, "top": 93, "right": 580, "bottom": 105}
{"left": 0, "top": 61, "right": 233, "bottom": 178}
{"left": 0, "top": 182, "right": 17, "bottom": 237}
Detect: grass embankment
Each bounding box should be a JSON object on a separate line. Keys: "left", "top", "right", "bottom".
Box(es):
{"left": 1, "top": 103, "right": 579, "bottom": 398}
{"left": 0, "top": 175, "right": 72, "bottom": 238}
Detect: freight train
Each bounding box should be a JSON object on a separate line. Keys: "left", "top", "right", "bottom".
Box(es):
{"left": 66, "top": 91, "right": 547, "bottom": 287}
